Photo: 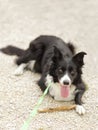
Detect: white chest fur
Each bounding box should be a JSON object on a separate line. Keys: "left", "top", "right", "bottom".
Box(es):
{"left": 49, "top": 83, "right": 76, "bottom": 101}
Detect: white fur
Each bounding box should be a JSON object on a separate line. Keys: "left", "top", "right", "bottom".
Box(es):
{"left": 14, "top": 60, "right": 35, "bottom": 76}
{"left": 45, "top": 74, "right": 76, "bottom": 101}
{"left": 45, "top": 74, "right": 53, "bottom": 86}
{"left": 27, "top": 60, "right": 35, "bottom": 71}
{"left": 14, "top": 63, "right": 27, "bottom": 75}
{"left": 76, "top": 105, "right": 86, "bottom": 115}
{"left": 59, "top": 73, "right": 71, "bottom": 86}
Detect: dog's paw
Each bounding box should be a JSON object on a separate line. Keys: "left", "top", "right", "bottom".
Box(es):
{"left": 14, "top": 68, "right": 24, "bottom": 76}
{"left": 45, "top": 74, "right": 53, "bottom": 86}
{"left": 76, "top": 105, "right": 86, "bottom": 115}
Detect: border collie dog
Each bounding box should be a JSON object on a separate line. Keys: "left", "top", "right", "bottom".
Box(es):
{"left": 0, "top": 35, "right": 87, "bottom": 115}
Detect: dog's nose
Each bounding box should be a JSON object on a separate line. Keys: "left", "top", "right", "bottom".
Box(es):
{"left": 63, "top": 81, "right": 69, "bottom": 85}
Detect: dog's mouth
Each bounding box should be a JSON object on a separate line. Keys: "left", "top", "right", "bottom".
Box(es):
{"left": 60, "top": 85, "right": 70, "bottom": 98}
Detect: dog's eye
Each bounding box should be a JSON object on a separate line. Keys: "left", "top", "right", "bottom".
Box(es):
{"left": 58, "top": 68, "right": 63, "bottom": 74}
{"left": 68, "top": 67, "right": 75, "bottom": 76}
{"left": 71, "top": 71, "right": 75, "bottom": 76}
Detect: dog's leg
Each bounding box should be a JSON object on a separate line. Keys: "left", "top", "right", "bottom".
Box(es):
{"left": 38, "top": 61, "right": 53, "bottom": 92}
{"left": 14, "top": 43, "right": 41, "bottom": 74}
{"left": 15, "top": 40, "right": 44, "bottom": 74}
{"left": 14, "top": 50, "right": 33, "bottom": 75}
{"left": 38, "top": 74, "right": 54, "bottom": 92}
{"left": 38, "top": 73, "right": 47, "bottom": 92}
{"left": 75, "top": 82, "right": 86, "bottom": 115}
{"left": 16, "top": 49, "right": 33, "bottom": 65}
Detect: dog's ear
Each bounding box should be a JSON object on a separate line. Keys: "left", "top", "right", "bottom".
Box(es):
{"left": 72, "top": 52, "right": 87, "bottom": 67}
{"left": 53, "top": 46, "right": 62, "bottom": 60}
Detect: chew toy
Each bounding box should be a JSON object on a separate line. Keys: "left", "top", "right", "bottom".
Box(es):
{"left": 38, "top": 105, "right": 76, "bottom": 113}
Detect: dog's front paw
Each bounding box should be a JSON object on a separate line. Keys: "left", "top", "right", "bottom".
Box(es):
{"left": 45, "top": 74, "right": 53, "bottom": 86}
{"left": 76, "top": 105, "right": 85, "bottom": 115}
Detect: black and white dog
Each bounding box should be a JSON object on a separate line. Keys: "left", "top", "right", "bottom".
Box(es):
{"left": 0, "top": 35, "right": 87, "bottom": 115}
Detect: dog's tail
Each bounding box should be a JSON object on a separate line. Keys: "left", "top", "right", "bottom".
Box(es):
{"left": 0, "top": 45, "right": 25, "bottom": 56}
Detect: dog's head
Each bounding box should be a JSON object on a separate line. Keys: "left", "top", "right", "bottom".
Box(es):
{"left": 53, "top": 47, "right": 87, "bottom": 97}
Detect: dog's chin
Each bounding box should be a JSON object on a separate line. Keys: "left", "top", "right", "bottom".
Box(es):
{"left": 59, "top": 83, "right": 70, "bottom": 98}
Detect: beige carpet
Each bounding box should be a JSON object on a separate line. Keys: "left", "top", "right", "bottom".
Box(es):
{"left": 0, "top": 0, "right": 98, "bottom": 129}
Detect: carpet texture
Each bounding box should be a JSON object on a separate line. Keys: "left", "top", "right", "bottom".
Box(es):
{"left": 0, "top": 0, "right": 98, "bottom": 130}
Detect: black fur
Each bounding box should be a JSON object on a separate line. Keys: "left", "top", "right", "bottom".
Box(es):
{"left": 0, "top": 35, "right": 87, "bottom": 105}
{"left": 0, "top": 45, "right": 25, "bottom": 56}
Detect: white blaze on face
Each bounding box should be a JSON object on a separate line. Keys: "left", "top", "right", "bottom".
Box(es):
{"left": 59, "top": 73, "right": 71, "bottom": 86}
{"left": 47, "top": 74, "right": 76, "bottom": 101}
{"left": 59, "top": 73, "right": 72, "bottom": 98}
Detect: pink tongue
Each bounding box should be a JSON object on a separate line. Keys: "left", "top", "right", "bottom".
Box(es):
{"left": 61, "top": 86, "right": 69, "bottom": 98}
